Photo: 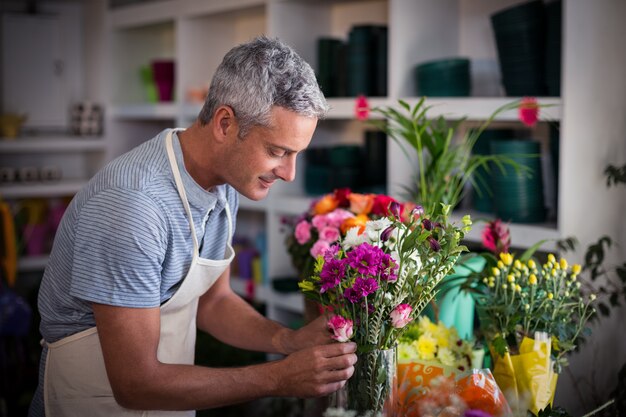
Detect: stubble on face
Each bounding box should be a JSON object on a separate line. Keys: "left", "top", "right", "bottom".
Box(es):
{"left": 225, "top": 107, "right": 317, "bottom": 200}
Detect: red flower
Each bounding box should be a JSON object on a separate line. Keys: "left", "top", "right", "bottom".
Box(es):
{"left": 370, "top": 194, "right": 399, "bottom": 217}
{"left": 519, "top": 97, "right": 539, "bottom": 127}
{"left": 481, "top": 219, "right": 511, "bottom": 255}
{"left": 333, "top": 188, "right": 352, "bottom": 208}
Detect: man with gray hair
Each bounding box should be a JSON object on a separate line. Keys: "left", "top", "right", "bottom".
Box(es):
{"left": 30, "top": 36, "right": 356, "bottom": 416}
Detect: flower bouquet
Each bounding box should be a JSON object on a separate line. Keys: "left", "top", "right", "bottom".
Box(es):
{"left": 471, "top": 250, "right": 595, "bottom": 415}
{"left": 299, "top": 203, "right": 472, "bottom": 415}
{"left": 285, "top": 188, "right": 409, "bottom": 280}
{"left": 284, "top": 188, "right": 413, "bottom": 320}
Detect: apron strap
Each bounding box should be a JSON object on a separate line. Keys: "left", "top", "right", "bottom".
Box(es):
{"left": 165, "top": 130, "right": 234, "bottom": 250}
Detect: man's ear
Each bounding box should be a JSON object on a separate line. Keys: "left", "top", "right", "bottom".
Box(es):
{"left": 212, "top": 105, "right": 238, "bottom": 142}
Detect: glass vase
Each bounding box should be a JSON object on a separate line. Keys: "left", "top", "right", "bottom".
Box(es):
{"left": 330, "top": 346, "right": 397, "bottom": 416}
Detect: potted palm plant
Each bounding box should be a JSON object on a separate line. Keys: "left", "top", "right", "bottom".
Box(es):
{"left": 370, "top": 98, "right": 529, "bottom": 217}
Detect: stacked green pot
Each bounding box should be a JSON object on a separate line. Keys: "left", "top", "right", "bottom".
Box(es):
{"left": 491, "top": 0, "right": 547, "bottom": 96}
{"left": 415, "top": 58, "right": 470, "bottom": 97}
{"left": 471, "top": 129, "right": 515, "bottom": 213}
{"left": 490, "top": 139, "right": 545, "bottom": 223}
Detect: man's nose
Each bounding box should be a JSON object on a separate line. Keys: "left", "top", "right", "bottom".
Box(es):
{"left": 275, "top": 154, "right": 297, "bottom": 182}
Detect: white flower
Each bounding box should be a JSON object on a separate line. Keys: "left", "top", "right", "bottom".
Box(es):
{"left": 437, "top": 347, "right": 456, "bottom": 367}
{"left": 342, "top": 226, "right": 368, "bottom": 250}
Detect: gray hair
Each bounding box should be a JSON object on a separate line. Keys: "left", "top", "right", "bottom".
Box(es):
{"left": 199, "top": 36, "right": 328, "bottom": 137}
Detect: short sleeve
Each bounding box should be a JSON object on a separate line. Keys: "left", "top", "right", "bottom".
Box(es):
{"left": 69, "top": 188, "right": 168, "bottom": 307}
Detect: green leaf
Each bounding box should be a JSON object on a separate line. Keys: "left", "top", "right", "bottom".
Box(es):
{"left": 519, "top": 239, "right": 549, "bottom": 262}
{"left": 492, "top": 335, "right": 508, "bottom": 357}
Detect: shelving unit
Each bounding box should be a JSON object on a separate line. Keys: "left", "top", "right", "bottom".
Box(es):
{"left": 102, "top": 0, "right": 626, "bottom": 335}
{"left": 0, "top": 134, "right": 107, "bottom": 272}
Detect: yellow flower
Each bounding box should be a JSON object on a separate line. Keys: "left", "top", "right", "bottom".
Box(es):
{"left": 492, "top": 267, "right": 500, "bottom": 276}
{"left": 548, "top": 292, "right": 554, "bottom": 300}
{"left": 515, "top": 284, "right": 522, "bottom": 293}
{"left": 437, "top": 347, "right": 456, "bottom": 367}
{"left": 548, "top": 253, "right": 556, "bottom": 264}
{"left": 500, "top": 253, "right": 513, "bottom": 266}
{"left": 502, "top": 284, "right": 508, "bottom": 290}
{"left": 529, "top": 274, "right": 538, "bottom": 285}
{"left": 298, "top": 281, "right": 315, "bottom": 291}
{"left": 560, "top": 258, "right": 568, "bottom": 269}
{"left": 497, "top": 261, "right": 504, "bottom": 269}
{"left": 551, "top": 269, "right": 557, "bottom": 277}
{"left": 416, "top": 334, "right": 437, "bottom": 361}
{"left": 507, "top": 274, "right": 515, "bottom": 283}
{"left": 488, "top": 282, "right": 495, "bottom": 288}
{"left": 524, "top": 303, "right": 530, "bottom": 310}
{"left": 514, "top": 260, "right": 522, "bottom": 269}
{"left": 572, "top": 264, "right": 582, "bottom": 275}
{"left": 528, "top": 259, "right": 536, "bottom": 269}
{"left": 398, "top": 343, "right": 419, "bottom": 361}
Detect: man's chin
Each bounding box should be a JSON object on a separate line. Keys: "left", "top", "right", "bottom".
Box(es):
{"left": 241, "top": 186, "right": 270, "bottom": 201}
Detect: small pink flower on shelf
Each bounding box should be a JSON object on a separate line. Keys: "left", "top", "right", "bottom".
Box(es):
{"left": 390, "top": 304, "right": 413, "bottom": 328}
{"left": 519, "top": 97, "right": 539, "bottom": 127}
{"left": 327, "top": 314, "right": 354, "bottom": 342}
{"left": 354, "top": 95, "right": 370, "bottom": 120}
{"left": 481, "top": 219, "right": 511, "bottom": 255}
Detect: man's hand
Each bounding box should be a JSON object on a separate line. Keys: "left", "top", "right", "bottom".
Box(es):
{"left": 275, "top": 313, "right": 333, "bottom": 354}
{"left": 270, "top": 342, "right": 357, "bottom": 398}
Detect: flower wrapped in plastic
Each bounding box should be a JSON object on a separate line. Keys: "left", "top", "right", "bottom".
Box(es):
{"left": 396, "top": 317, "right": 473, "bottom": 416}
{"left": 471, "top": 251, "right": 596, "bottom": 415}
{"left": 300, "top": 203, "right": 471, "bottom": 415}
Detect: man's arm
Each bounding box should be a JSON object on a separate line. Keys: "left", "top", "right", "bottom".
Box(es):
{"left": 94, "top": 301, "right": 356, "bottom": 411}
{"left": 196, "top": 267, "right": 331, "bottom": 354}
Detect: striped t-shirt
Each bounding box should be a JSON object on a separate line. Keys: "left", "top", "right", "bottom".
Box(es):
{"left": 37, "top": 128, "right": 239, "bottom": 343}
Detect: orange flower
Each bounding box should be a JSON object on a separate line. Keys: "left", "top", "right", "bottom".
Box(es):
{"left": 312, "top": 195, "right": 339, "bottom": 215}
{"left": 348, "top": 193, "right": 374, "bottom": 215}
{"left": 340, "top": 214, "right": 369, "bottom": 235}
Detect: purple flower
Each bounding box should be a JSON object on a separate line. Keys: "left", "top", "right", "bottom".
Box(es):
{"left": 353, "top": 277, "right": 379, "bottom": 297}
{"left": 390, "top": 201, "right": 402, "bottom": 219}
{"left": 464, "top": 410, "right": 492, "bottom": 417}
{"left": 411, "top": 205, "right": 424, "bottom": 218}
{"left": 346, "top": 242, "right": 383, "bottom": 276}
{"left": 428, "top": 236, "right": 441, "bottom": 252}
{"left": 319, "top": 257, "right": 346, "bottom": 293}
{"left": 380, "top": 254, "right": 399, "bottom": 282}
{"left": 422, "top": 218, "right": 434, "bottom": 231}
{"left": 343, "top": 287, "right": 361, "bottom": 304}
{"left": 380, "top": 225, "right": 395, "bottom": 242}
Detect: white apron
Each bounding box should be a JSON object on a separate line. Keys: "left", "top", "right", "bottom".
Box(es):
{"left": 43, "top": 130, "right": 235, "bottom": 417}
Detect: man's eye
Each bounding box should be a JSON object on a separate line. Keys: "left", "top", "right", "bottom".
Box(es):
{"left": 270, "top": 148, "right": 286, "bottom": 157}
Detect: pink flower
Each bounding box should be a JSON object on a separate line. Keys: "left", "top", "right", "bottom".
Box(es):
{"left": 310, "top": 240, "right": 331, "bottom": 258}
{"left": 355, "top": 95, "right": 370, "bottom": 121}
{"left": 519, "top": 97, "right": 539, "bottom": 127}
{"left": 327, "top": 315, "right": 354, "bottom": 342}
{"left": 326, "top": 209, "right": 355, "bottom": 228}
{"left": 311, "top": 214, "right": 329, "bottom": 230}
{"left": 294, "top": 220, "right": 312, "bottom": 245}
{"left": 481, "top": 219, "right": 511, "bottom": 255}
{"left": 318, "top": 226, "right": 340, "bottom": 243}
{"left": 390, "top": 304, "right": 413, "bottom": 328}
